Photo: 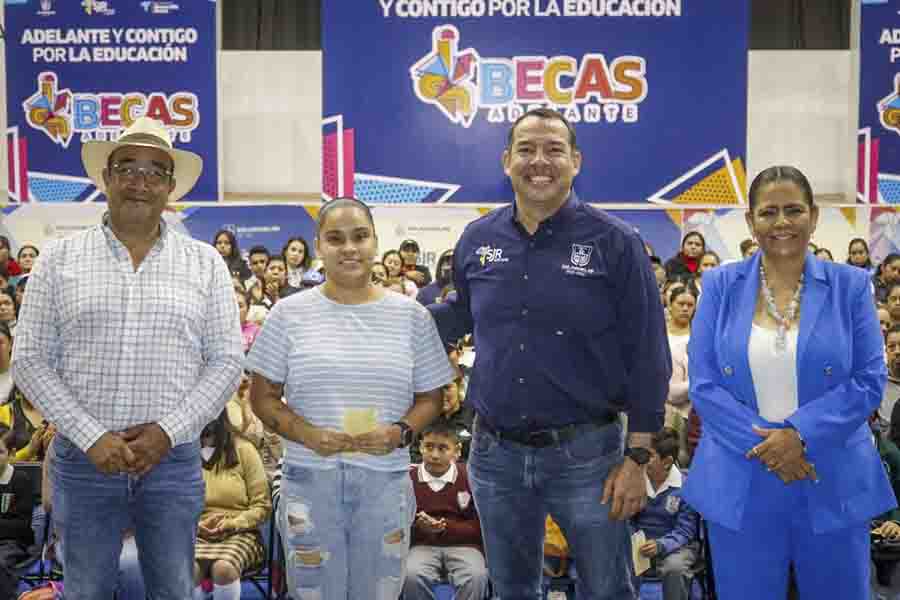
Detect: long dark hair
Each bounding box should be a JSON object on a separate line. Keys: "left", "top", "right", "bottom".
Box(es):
{"left": 846, "top": 238, "right": 873, "bottom": 269}
{"left": 282, "top": 236, "right": 312, "bottom": 271}
{"left": 201, "top": 410, "right": 239, "bottom": 472}
{"left": 213, "top": 229, "right": 243, "bottom": 265}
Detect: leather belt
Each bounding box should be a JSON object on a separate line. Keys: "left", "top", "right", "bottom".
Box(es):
{"left": 475, "top": 412, "right": 618, "bottom": 448}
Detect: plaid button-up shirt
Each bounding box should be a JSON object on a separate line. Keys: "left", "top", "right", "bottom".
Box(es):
{"left": 12, "top": 214, "right": 244, "bottom": 452}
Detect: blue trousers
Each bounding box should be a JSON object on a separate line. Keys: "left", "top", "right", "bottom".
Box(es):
{"left": 706, "top": 465, "right": 869, "bottom": 600}
{"left": 468, "top": 421, "right": 635, "bottom": 600}
{"left": 50, "top": 435, "right": 205, "bottom": 600}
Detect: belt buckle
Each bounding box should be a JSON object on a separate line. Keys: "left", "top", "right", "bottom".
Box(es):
{"left": 526, "top": 429, "right": 557, "bottom": 447}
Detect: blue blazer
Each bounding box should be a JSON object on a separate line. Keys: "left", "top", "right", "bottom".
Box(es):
{"left": 681, "top": 252, "right": 896, "bottom": 533}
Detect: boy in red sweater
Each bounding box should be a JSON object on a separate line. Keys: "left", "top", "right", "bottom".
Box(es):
{"left": 403, "top": 421, "right": 488, "bottom": 600}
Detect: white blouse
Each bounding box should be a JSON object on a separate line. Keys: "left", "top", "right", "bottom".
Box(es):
{"left": 748, "top": 324, "right": 799, "bottom": 423}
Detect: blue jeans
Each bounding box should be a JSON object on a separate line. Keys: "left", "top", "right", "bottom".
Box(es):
{"left": 277, "top": 463, "right": 415, "bottom": 600}
{"left": 468, "top": 420, "right": 636, "bottom": 600}
{"left": 50, "top": 435, "right": 205, "bottom": 600}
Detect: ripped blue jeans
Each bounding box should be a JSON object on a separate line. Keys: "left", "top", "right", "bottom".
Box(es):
{"left": 277, "top": 463, "right": 415, "bottom": 600}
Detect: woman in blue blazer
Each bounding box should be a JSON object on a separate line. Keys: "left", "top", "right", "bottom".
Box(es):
{"left": 681, "top": 166, "right": 896, "bottom": 599}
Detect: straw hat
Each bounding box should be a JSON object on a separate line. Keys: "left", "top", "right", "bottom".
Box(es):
{"left": 81, "top": 116, "right": 203, "bottom": 202}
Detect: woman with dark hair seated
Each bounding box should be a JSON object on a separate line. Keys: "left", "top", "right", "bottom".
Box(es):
{"left": 876, "top": 254, "right": 900, "bottom": 304}
{"left": 194, "top": 410, "right": 271, "bottom": 600}
{"left": 213, "top": 230, "right": 252, "bottom": 282}
{"left": 665, "top": 232, "right": 706, "bottom": 281}
{"left": 846, "top": 238, "right": 874, "bottom": 273}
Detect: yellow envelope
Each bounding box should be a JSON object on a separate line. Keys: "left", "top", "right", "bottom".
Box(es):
{"left": 631, "top": 529, "right": 651, "bottom": 576}
{"left": 343, "top": 408, "right": 378, "bottom": 436}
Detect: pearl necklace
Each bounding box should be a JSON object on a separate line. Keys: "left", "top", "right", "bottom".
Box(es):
{"left": 759, "top": 264, "right": 803, "bottom": 354}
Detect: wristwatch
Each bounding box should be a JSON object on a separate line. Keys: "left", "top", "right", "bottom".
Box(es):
{"left": 393, "top": 421, "right": 414, "bottom": 448}
{"left": 624, "top": 446, "right": 651, "bottom": 466}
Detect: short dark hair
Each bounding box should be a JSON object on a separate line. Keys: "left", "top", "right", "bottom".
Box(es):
{"left": 887, "top": 282, "right": 900, "bottom": 299}
{"left": 748, "top": 166, "right": 815, "bottom": 210}
{"left": 317, "top": 197, "right": 375, "bottom": 235}
{"left": 420, "top": 420, "right": 461, "bottom": 442}
{"left": 701, "top": 251, "right": 721, "bottom": 265}
{"left": 739, "top": 238, "right": 756, "bottom": 255}
{"left": 16, "top": 245, "right": 39, "bottom": 261}
{"left": 651, "top": 428, "right": 680, "bottom": 462}
{"left": 649, "top": 255, "right": 663, "bottom": 267}
{"left": 247, "top": 245, "right": 270, "bottom": 258}
{"left": 887, "top": 324, "right": 900, "bottom": 338}
{"left": 814, "top": 248, "right": 834, "bottom": 261}
{"left": 506, "top": 108, "right": 577, "bottom": 151}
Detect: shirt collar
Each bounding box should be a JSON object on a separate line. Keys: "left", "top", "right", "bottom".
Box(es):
{"left": 0, "top": 464, "right": 14, "bottom": 486}
{"left": 645, "top": 465, "right": 683, "bottom": 499}
{"left": 418, "top": 462, "right": 458, "bottom": 485}
{"left": 101, "top": 211, "right": 169, "bottom": 254}
{"left": 510, "top": 190, "right": 580, "bottom": 228}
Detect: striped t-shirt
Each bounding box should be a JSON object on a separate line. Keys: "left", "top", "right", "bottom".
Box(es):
{"left": 246, "top": 287, "right": 454, "bottom": 472}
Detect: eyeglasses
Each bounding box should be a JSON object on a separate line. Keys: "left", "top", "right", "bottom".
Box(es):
{"left": 110, "top": 163, "right": 173, "bottom": 186}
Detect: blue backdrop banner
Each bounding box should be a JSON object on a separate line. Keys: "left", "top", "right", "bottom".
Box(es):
{"left": 322, "top": 0, "right": 749, "bottom": 204}
{"left": 4, "top": 0, "right": 219, "bottom": 203}
{"left": 859, "top": 0, "right": 900, "bottom": 204}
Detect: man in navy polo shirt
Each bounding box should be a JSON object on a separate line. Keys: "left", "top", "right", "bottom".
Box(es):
{"left": 429, "top": 108, "right": 671, "bottom": 599}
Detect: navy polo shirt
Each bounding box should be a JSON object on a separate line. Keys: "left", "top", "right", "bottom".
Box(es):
{"left": 429, "top": 193, "right": 670, "bottom": 433}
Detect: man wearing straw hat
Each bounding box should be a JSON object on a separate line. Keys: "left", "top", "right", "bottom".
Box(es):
{"left": 12, "top": 117, "right": 244, "bottom": 599}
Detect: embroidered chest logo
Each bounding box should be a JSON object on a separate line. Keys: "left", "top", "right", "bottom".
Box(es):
{"left": 457, "top": 491, "right": 471, "bottom": 510}
{"left": 665, "top": 495, "right": 681, "bottom": 514}
{"left": 476, "top": 245, "right": 509, "bottom": 266}
{"left": 561, "top": 242, "right": 596, "bottom": 277}
{"left": 570, "top": 243, "right": 593, "bottom": 267}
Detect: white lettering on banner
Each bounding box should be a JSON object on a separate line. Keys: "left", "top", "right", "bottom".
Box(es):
{"left": 32, "top": 46, "right": 189, "bottom": 63}
{"left": 381, "top": 0, "right": 680, "bottom": 17}
{"left": 21, "top": 28, "right": 199, "bottom": 46}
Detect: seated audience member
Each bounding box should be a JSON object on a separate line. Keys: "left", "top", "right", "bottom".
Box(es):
{"left": 0, "top": 388, "right": 52, "bottom": 463}
{"left": 847, "top": 237, "right": 874, "bottom": 273}
{"left": 0, "top": 324, "right": 12, "bottom": 406}
{"left": 882, "top": 326, "right": 900, "bottom": 438}
{"left": 0, "top": 238, "right": 22, "bottom": 282}
{"left": 235, "top": 290, "right": 260, "bottom": 354}
{"left": 870, "top": 412, "right": 900, "bottom": 599}
{"left": 403, "top": 421, "right": 488, "bottom": 600}
{"left": 876, "top": 254, "right": 900, "bottom": 304}
{"left": 382, "top": 250, "right": 418, "bottom": 296}
{"left": 225, "top": 372, "right": 281, "bottom": 482}
{"left": 418, "top": 249, "right": 454, "bottom": 306}
{"left": 399, "top": 239, "right": 433, "bottom": 288}
{"left": 698, "top": 251, "right": 720, "bottom": 273}
{"left": 650, "top": 256, "right": 667, "bottom": 289}
{"left": 739, "top": 238, "right": 759, "bottom": 259}
{"left": 15, "top": 246, "right": 38, "bottom": 277}
{"left": 632, "top": 429, "right": 699, "bottom": 600}
{"left": 194, "top": 411, "right": 271, "bottom": 600}
{"left": 371, "top": 261, "right": 389, "bottom": 286}
{"left": 665, "top": 232, "right": 706, "bottom": 280}
{"left": 888, "top": 284, "right": 900, "bottom": 327}
{"left": 814, "top": 247, "right": 834, "bottom": 261}
{"left": 260, "top": 257, "right": 300, "bottom": 307}
{"left": 0, "top": 291, "right": 17, "bottom": 337}
{"left": 666, "top": 286, "right": 697, "bottom": 461}
{"left": 282, "top": 237, "right": 312, "bottom": 288}
{"left": 245, "top": 246, "right": 270, "bottom": 288}
{"left": 213, "top": 229, "right": 252, "bottom": 281}
{"left": 0, "top": 435, "right": 34, "bottom": 568}
{"left": 881, "top": 305, "right": 893, "bottom": 340}
{"left": 13, "top": 277, "right": 26, "bottom": 312}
